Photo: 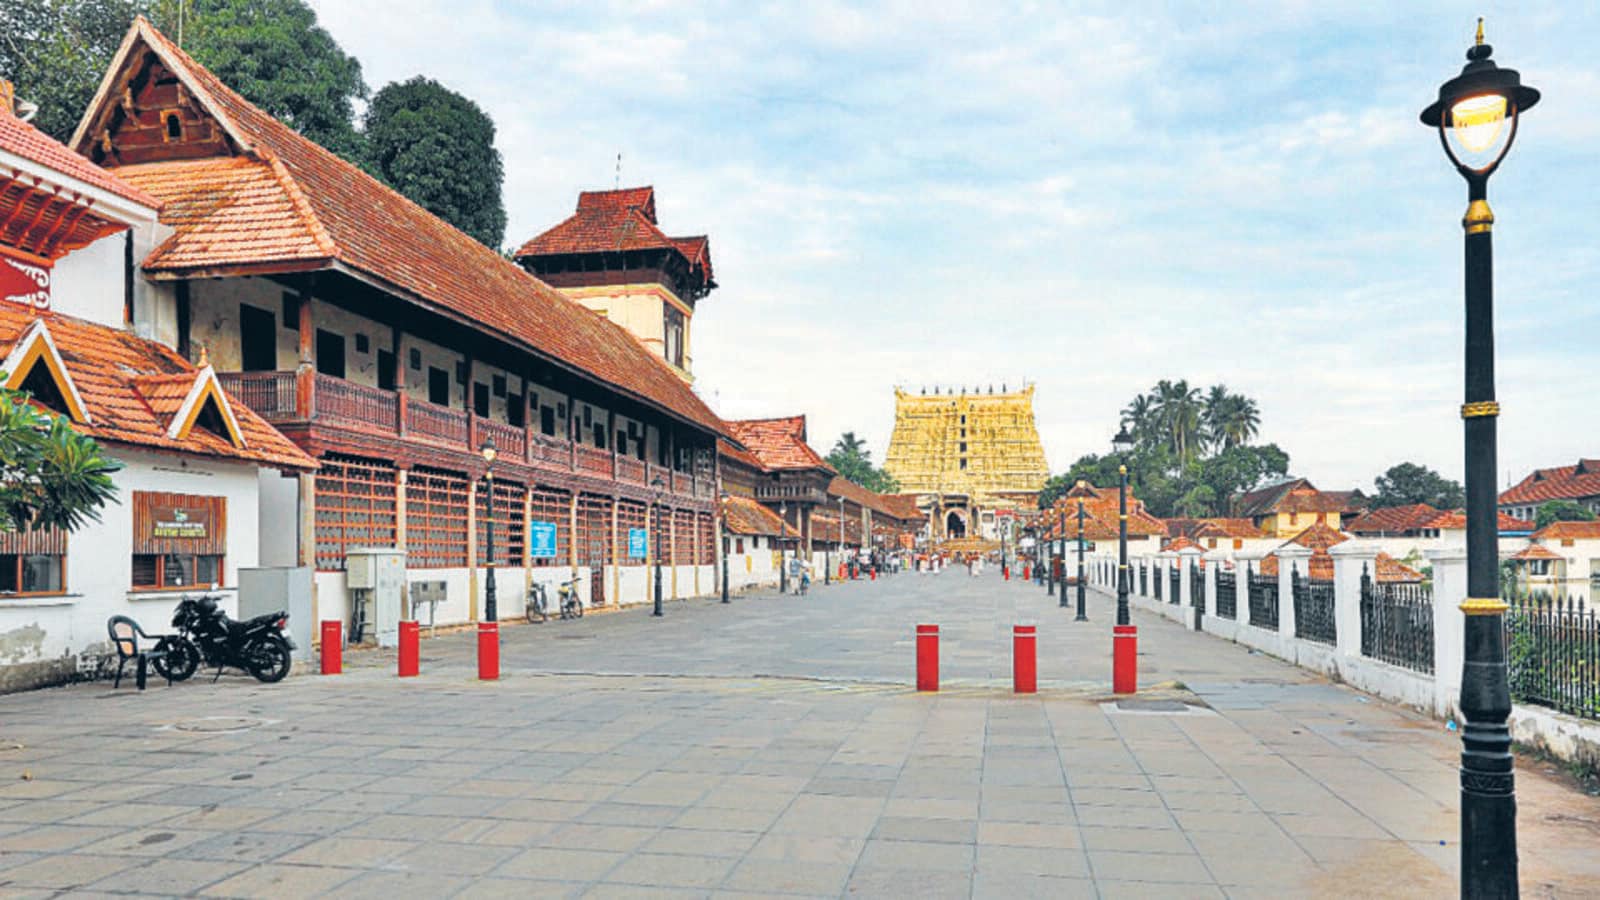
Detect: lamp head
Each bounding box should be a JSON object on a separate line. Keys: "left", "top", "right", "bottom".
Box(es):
{"left": 1112, "top": 426, "right": 1135, "bottom": 455}
{"left": 1420, "top": 18, "right": 1539, "bottom": 177}
{"left": 479, "top": 434, "right": 497, "bottom": 466}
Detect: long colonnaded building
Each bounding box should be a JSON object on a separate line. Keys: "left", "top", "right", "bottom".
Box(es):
{"left": 883, "top": 384, "right": 1049, "bottom": 541}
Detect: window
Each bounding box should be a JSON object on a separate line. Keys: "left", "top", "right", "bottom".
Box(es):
{"left": 239, "top": 304, "right": 276, "bottom": 371}
{"left": 0, "top": 525, "right": 67, "bottom": 597}
{"left": 312, "top": 457, "right": 395, "bottom": 571}
{"left": 354, "top": 334, "right": 370, "bottom": 354}
{"left": 592, "top": 422, "right": 606, "bottom": 449}
{"left": 315, "top": 329, "right": 345, "bottom": 378}
{"left": 162, "top": 110, "right": 182, "bottom": 141}
{"left": 530, "top": 487, "right": 571, "bottom": 567}
{"left": 407, "top": 467, "right": 469, "bottom": 568}
{"left": 132, "top": 491, "right": 228, "bottom": 587}
{"left": 492, "top": 375, "right": 506, "bottom": 397}
{"left": 428, "top": 367, "right": 450, "bottom": 405}
{"left": 377, "top": 350, "right": 396, "bottom": 390}
{"left": 281, "top": 294, "right": 299, "bottom": 330}
{"left": 540, "top": 405, "right": 556, "bottom": 436}
{"left": 479, "top": 480, "right": 526, "bottom": 566}
{"left": 409, "top": 348, "right": 422, "bottom": 370}
{"left": 473, "top": 383, "right": 490, "bottom": 417}
{"left": 672, "top": 509, "right": 696, "bottom": 565}
{"left": 507, "top": 394, "right": 525, "bottom": 428}
{"left": 663, "top": 306, "right": 685, "bottom": 368}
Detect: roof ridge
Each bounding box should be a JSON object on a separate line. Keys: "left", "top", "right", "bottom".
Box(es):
{"left": 261, "top": 148, "right": 338, "bottom": 258}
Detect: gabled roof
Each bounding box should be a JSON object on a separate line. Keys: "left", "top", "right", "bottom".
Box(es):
{"left": 2, "top": 104, "right": 157, "bottom": 209}
{"left": 1346, "top": 504, "right": 1442, "bottom": 534}
{"left": 1531, "top": 521, "right": 1600, "bottom": 541}
{"left": 1162, "top": 536, "right": 1205, "bottom": 553}
{"left": 724, "top": 416, "right": 833, "bottom": 473}
{"left": 1500, "top": 459, "right": 1600, "bottom": 506}
{"left": 717, "top": 438, "right": 767, "bottom": 474}
{"left": 1235, "top": 478, "right": 1350, "bottom": 518}
{"left": 81, "top": 19, "right": 724, "bottom": 439}
{"left": 878, "top": 494, "right": 926, "bottom": 521}
{"left": 0, "top": 308, "right": 311, "bottom": 470}
{"left": 722, "top": 495, "right": 797, "bottom": 539}
{"left": 1512, "top": 543, "right": 1563, "bottom": 562}
{"left": 514, "top": 186, "right": 714, "bottom": 290}
{"left": 2, "top": 318, "right": 91, "bottom": 424}
{"left": 1418, "top": 509, "right": 1536, "bottom": 533}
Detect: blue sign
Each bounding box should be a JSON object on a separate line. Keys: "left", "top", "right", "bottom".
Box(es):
{"left": 529, "top": 521, "right": 558, "bottom": 559}
{"left": 628, "top": 528, "right": 648, "bottom": 559}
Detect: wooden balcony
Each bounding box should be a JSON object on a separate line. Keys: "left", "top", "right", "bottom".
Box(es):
{"left": 219, "top": 370, "right": 709, "bottom": 497}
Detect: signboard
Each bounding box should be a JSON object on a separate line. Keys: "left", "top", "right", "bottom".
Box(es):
{"left": 0, "top": 247, "right": 50, "bottom": 311}
{"left": 152, "top": 506, "right": 209, "bottom": 539}
{"left": 994, "top": 509, "right": 1016, "bottom": 519}
{"left": 628, "top": 527, "right": 648, "bottom": 559}
{"left": 529, "top": 521, "right": 558, "bottom": 559}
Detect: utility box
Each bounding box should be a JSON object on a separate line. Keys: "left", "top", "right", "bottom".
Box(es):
{"left": 238, "top": 566, "right": 313, "bottom": 665}
{"left": 345, "top": 548, "right": 406, "bottom": 648}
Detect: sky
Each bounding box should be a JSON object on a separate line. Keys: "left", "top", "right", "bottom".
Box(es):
{"left": 308, "top": 0, "right": 1597, "bottom": 493}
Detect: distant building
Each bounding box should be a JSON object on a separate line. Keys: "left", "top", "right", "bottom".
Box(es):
{"left": 1498, "top": 458, "right": 1600, "bottom": 522}
{"left": 515, "top": 187, "right": 714, "bottom": 382}
{"left": 883, "top": 384, "right": 1048, "bottom": 540}
{"left": 1233, "top": 478, "right": 1365, "bottom": 537}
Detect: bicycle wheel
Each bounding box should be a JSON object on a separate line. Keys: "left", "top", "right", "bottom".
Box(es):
{"left": 527, "top": 587, "right": 547, "bottom": 623}
{"left": 573, "top": 599, "right": 584, "bottom": 619}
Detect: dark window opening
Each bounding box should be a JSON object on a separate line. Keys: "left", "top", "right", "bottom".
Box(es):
{"left": 408, "top": 348, "right": 422, "bottom": 370}
{"left": 663, "top": 306, "right": 686, "bottom": 368}
{"left": 315, "top": 330, "right": 345, "bottom": 378}
{"left": 193, "top": 398, "right": 231, "bottom": 443}
{"left": 428, "top": 367, "right": 450, "bottom": 405}
{"left": 280, "top": 294, "right": 299, "bottom": 330}
{"left": 616, "top": 433, "right": 628, "bottom": 456}
{"left": 0, "top": 554, "right": 64, "bottom": 595}
{"left": 507, "top": 395, "right": 524, "bottom": 428}
{"left": 354, "top": 334, "right": 369, "bottom": 354}
{"left": 163, "top": 111, "right": 182, "bottom": 140}
{"left": 377, "top": 350, "right": 396, "bottom": 390}
{"left": 239, "top": 304, "right": 276, "bottom": 371}
{"left": 492, "top": 375, "right": 506, "bottom": 397}
{"left": 592, "top": 423, "right": 606, "bottom": 449}
{"left": 18, "top": 364, "right": 68, "bottom": 416}
{"left": 455, "top": 361, "right": 468, "bottom": 384}
{"left": 473, "top": 383, "right": 490, "bottom": 417}
{"left": 540, "top": 405, "right": 556, "bottom": 436}
{"left": 132, "top": 553, "right": 223, "bottom": 590}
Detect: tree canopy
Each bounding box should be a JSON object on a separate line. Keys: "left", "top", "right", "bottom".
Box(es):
{"left": 1534, "top": 500, "right": 1596, "bottom": 529}
{"left": 1369, "top": 462, "right": 1465, "bottom": 510}
{"left": 0, "top": 380, "right": 120, "bottom": 533}
{"left": 826, "top": 432, "right": 900, "bottom": 495}
{"left": 1, "top": 0, "right": 146, "bottom": 143}
{"left": 364, "top": 77, "right": 507, "bottom": 248}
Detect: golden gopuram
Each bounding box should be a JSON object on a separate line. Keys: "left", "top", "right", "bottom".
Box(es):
{"left": 883, "top": 384, "right": 1049, "bottom": 542}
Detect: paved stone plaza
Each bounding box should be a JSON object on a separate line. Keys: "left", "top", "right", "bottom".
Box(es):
{"left": 2, "top": 571, "right": 1598, "bottom": 898}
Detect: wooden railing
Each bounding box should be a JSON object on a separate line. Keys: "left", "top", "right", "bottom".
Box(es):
{"left": 219, "top": 370, "right": 705, "bottom": 497}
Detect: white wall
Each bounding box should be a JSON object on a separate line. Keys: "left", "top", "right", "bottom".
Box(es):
{"left": 0, "top": 449, "right": 262, "bottom": 686}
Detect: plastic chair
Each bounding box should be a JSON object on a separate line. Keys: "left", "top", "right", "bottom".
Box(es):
{"left": 107, "top": 616, "right": 170, "bottom": 690}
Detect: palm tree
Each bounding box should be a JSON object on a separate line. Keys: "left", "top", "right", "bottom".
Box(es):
{"left": 1153, "top": 379, "right": 1203, "bottom": 464}
{"left": 1121, "top": 393, "right": 1155, "bottom": 447}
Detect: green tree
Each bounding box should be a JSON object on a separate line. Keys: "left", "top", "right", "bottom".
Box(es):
{"left": 1371, "top": 462, "right": 1465, "bottom": 510}
{"left": 1197, "top": 443, "right": 1290, "bottom": 508}
{"left": 0, "top": 381, "right": 120, "bottom": 532}
{"left": 826, "top": 432, "right": 899, "bottom": 494}
{"left": 157, "top": 0, "right": 368, "bottom": 160}
{"left": 363, "top": 76, "right": 506, "bottom": 248}
{"left": 1, "top": 0, "right": 148, "bottom": 142}
{"left": 1202, "top": 385, "right": 1260, "bottom": 450}
{"left": 1534, "top": 500, "right": 1596, "bottom": 529}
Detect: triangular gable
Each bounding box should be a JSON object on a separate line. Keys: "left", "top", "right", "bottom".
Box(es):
{"left": 166, "top": 365, "right": 246, "bottom": 448}
{"left": 2, "top": 319, "right": 90, "bottom": 424}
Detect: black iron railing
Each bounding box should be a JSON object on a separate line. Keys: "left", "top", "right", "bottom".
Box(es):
{"left": 1169, "top": 566, "right": 1181, "bottom": 604}
{"left": 1154, "top": 565, "right": 1163, "bottom": 600}
{"left": 1247, "top": 565, "right": 1279, "bottom": 630}
{"left": 1505, "top": 593, "right": 1598, "bottom": 720}
{"left": 1216, "top": 570, "right": 1237, "bottom": 620}
{"left": 1139, "top": 563, "right": 1147, "bottom": 596}
{"left": 1191, "top": 564, "right": 1205, "bottom": 610}
{"left": 1359, "top": 565, "right": 1434, "bottom": 674}
{"left": 1293, "top": 569, "right": 1337, "bottom": 646}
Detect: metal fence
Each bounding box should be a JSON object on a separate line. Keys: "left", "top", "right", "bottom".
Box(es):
{"left": 1293, "top": 570, "right": 1337, "bottom": 646}
{"left": 1154, "top": 565, "right": 1163, "bottom": 600}
{"left": 1191, "top": 564, "right": 1205, "bottom": 610}
{"left": 1169, "top": 567, "right": 1181, "bottom": 604}
{"left": 1216, "top": 570, "right": 1237, "bottom": 619}
{"left": 1139, "top": 563, "right": 1148, "bottom": 596}
{"left": 1247, "top": 565, "right": 1279, "bottom": 630}
{"left": 1505, "top": 594, "right": 1598, "bottom": 721}
{"left": 1359, "top": 566, "right": 1434, "bottom": 674}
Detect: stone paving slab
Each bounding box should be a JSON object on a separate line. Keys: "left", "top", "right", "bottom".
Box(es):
{"left": 0, "top": 570, "right": 1596, "bottom": 897}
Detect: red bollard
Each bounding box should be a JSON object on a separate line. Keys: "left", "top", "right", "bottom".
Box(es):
{"left": 1113, "top": 624, "right": 1138, "bottom": 694}
{"left": 916, "top": 624, "right": 939, "bottom": 692}
{"left": 870, "top": 567, "right": 877, "bottom": 581}
{"left": 1013, "top": 625, "right": 1036, "bottom": 694}
{"left": 1023, "top": 564, "right": 1032, "bottom": 581}
{"left": 398, "top": 620, "right": 419, "bottom": 677}
{"left": 838, "top": 563, "right": 846, "bottom": 581}
{"left": 478, "top": 621, "right": 499, "bottom": 681}
{"left": 320, "top": 620, "right": 342, "bottom": 675}
{"left": 1004, "top": 565, "right": 1011, "bottom": 581}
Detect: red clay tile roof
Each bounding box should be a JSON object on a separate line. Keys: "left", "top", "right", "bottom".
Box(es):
{"left": 1281, "top": 521, "right": 1349, "bottom": 553}
{"left": 1418, "top": 509, "right": 1536, "bottom": 532}
{"left": 879, "top": 494, "right": 925, "bottom": 522}
{"left": 1236, "top": 479, "right": 1351, "bottom": 517}
{"left": 1500, "top": 459, "right": 1600, "bottom": 506}
{"left": 717, "top": 438, "right": 766, "bottom": 473}
{"left": 1162, "top": 536, "right": 1205, "bottom": 553}
{"left": 0, "top": 108, "right": 158, "bottom": 209}
{"left": 1258, "top": 546, "right": 1421, "bottom": 582}
{"left": 724, "top": 416, "right": 833, "bottom": 473}
{"left": 1512, "top": 543, "right": 1563, "bottom": 562}
{"left": 1194, "top": 518, "right": 1264, "bottom": 539}
{"left": 722, "top": 495, "right": 796, "bottom": 539}
{"left": 1346, "top": 504, "right": 1442, "bottom": 534}
{"left": 514, "top": 186, "right": 714, "bottom": 289}
{"left": 1531, "top": 521, "right": 1600, "bottom": 541}
{"left": 0, "top": 307, "right": 311, "bottom": 470}
{"left": 810, "top": 512, "right": 865, "bottom": 544}
{"left": 1045, "top": 485, "right": 1164, "bottom": 539}
{"left": 827, "top": 476, "right": 913, "bottom": 520}
{"left": 93, "top": 20, "right": 724, "bottom": 439}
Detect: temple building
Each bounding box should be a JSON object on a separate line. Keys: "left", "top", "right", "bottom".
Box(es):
{"left": 883, "top": 384, "right": 1049, "bottom": 540}
{"left": 515, "top": 187, "right": 713, "bottom": 382}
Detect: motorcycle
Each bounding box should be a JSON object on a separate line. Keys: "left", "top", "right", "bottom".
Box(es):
{"left": 154, "top": 594, "right": 296, "bottom": 684}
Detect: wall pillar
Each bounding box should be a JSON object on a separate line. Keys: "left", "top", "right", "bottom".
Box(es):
{"left": 1329, "top": 542, "right": 1378, "bottom": 662}
{"left": 466, "top": 479, "right": 479, "bottom": 623}
{"left": 1179, "top": 547, "right": 1202, "bottom": 625}
{"left": 1426, "top": 546, "right": 1469, "bottom": 718}
{"left": 1235, "top": 550, "right": 1263, "bottom": 629}
{"left": 1277, "top": 546, "right": 1313, "bottom": 641}
{"left": 299, "top": 470, "right": 318, "bottom": 641}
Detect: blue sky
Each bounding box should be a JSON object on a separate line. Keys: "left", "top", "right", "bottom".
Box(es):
{"left": 308, "top": 1, "right": 1597, "bottom": 492}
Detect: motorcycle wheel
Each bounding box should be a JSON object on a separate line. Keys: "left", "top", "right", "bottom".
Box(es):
{"left": 245, "top": 636, "right": 292, "bottom": 684}
{"left": 153, "top": 637, "right": 199, "bottom": 682}
{"left": 573, "top": 600, "right": 584, "bottom": 619}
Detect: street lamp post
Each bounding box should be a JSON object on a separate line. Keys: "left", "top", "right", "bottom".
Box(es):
{"left": 1058, "top": 504, "right": 1068, "bottom": 608}
{"left": 1047, "top": 510, "right": 1057, "bottom": 597}
{"left": 478, "top": 435, "right": 498, "bottom": 622}
{"left": 1112, "top": 427, "right": 1135, "bottom": 693}
{"left": 840, "top": 495, "right": 847, "bottom": 580}
{"left": 1421, "top": 19, "right": 1538, "bottom": 897}
{"left": 720, "top": 490, "right": 731, "bottom": 604}
{"left": 778, "top": 501, "right": 789, "bottom": 595}
{"left": 651, "top": 475, "right": 666, "bottom": 617}
{"left": 1076, "top": 497, "right": 1088, "bottom": 622}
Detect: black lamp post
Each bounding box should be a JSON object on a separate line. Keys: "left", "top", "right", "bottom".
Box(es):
{"left": 720, "top": 490, "right": 731, "bottom": 604}
{"left": 479, "top": 435, "right": 498, "bottom": 622}
{"left": 1076, "top": 495, "right": 1088, "bottom": 622}
{"left": 778, "top": 501, "right": 789, "bottom": 595}
{"left": 651, "top": 475, "right": 665, "bottom": 617}
{"left": 839, "top": 495, "right": 847, "bottom": 581}
{"left": 1421, "top": 19, "right": 1537, "bottom": 897}
{"left": 1112, "top": 427, "right": 1135, "bottom": 627}
{"left": 1058, "top": 504, "right": 1069, "bottom": 608}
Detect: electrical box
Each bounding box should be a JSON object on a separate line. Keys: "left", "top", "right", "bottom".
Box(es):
{"left": 345, "top": 547, "right": 406, "bottom": 647}
{"left": 239, "top": 566, "right": 313, "bottom": 661}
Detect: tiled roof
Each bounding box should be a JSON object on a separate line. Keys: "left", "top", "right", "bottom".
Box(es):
{"left": 1194, "top": 518, "right": 1264, "bottom": 539}
{"left": 722, "top": 495, "right": 796, "bottom": 539}
{"left": 1512, "top": 543, "right": 1562, "bottom": 562}
{"left": 1236, "top": 479, "right": 1351, "bottom": 517}
{"left": 827, "top": 476, "right": 914, "bottom": 520}
{"left": 1281, "top": 521, "right": 1349, "bottom": 553}
{"left": 96, "top": 19, "right": 725, "bottom": 439}
{"left": 879, "top": 494, "right": 925, "bottom": 522}
{"left": 1258, "top": 546, "right": 1421, "bottom": 582}
{"left": 1346, "top": 504, "right": 1442, "bottom": 534}
{"left": 1499, "top": 459, "right": 1600, "bottom": 506}
{"left": 0, "top": 108, "right": 157, "bottom": 208}
{"left": 717, "top": 438, "right": 766, "bottom": 473}
{"left": 1531, "top": 521, "right": 1600, "bottom": 541}
{"left": 811, "top": 512, "right": 865, "bottom": 544}
{"left": 1418, "top": 509, "right": 1537, "bottom": 533}
{"left": 1162, "top": 536, "right": 1204, "bottom": 553}
{"left": 724, "top": 416, "right": 833, "bottom": 473}
{"left": 0, "top": 308, "right": 311, "bottom": 470}
{"left": 514, "top": 186, "right": 714, "bottom": 289}
{"left": 1321, "top": 490, "right": 1369, "bottom": 514}
{"left": 1044, "top": 486, "right": 1164, "bottom": 539}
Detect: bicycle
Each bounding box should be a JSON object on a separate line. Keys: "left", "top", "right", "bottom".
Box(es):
{"left": 527, "top": 578, "right": 582, "bottom": 623}
{"left": 557, "top": 578, "right": 583, "bottom": 619}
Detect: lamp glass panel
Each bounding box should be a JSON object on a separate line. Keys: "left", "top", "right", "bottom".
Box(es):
{"left": 1445, "top": 93, "right": 1513, "bottom": 171}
